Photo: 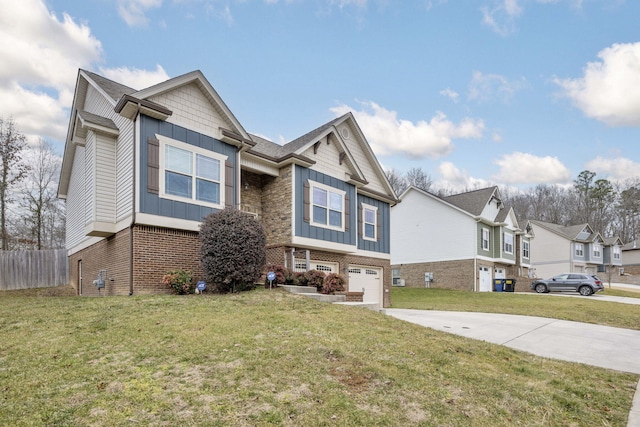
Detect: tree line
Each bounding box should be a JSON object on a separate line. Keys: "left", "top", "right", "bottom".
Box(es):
{"left": 0, "top": 117, "right": 65, "bottom": 251}
{"left": 386, "top": 167, "right": 640, "bottom": 243}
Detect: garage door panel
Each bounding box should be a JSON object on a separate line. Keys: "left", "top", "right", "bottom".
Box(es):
{"left": 349, "top": 266, "right": 381, "bottom": 304}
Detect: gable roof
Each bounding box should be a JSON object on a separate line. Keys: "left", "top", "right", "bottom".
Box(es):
{"left": 246, "top": 113, "right": 398, "bottom": 203}
{"left": 442, "top": 186, "right": 500, "bottom": 216}
{"left": 82, "top": 70, "right": 137, "bottom": 102}
{"left": 604, "top": 236, "right": 623, "bottom": 247}
{"left": 529, "top": 220, "right": 602, "bottom": 242}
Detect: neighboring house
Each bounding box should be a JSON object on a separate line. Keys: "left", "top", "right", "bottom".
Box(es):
{"left": 527, "top": 220, "right": 613, "bottom": 278}
{"left": 622, "top": 239, "right": 640, "bottom": 275}
{"left": 603, "top": 236, "right": 623, "bottom": 273}
{"left": 58, "top": 69, "right": 398, "bottom": 307}
{"left": 390, "top": 186, "right": 532, "bottom": 292}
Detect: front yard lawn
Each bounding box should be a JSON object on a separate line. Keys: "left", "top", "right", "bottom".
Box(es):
{"left": 0, "top": 288, "right": 637, "bottom": 426}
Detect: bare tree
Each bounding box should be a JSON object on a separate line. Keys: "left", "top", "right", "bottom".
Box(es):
{"left": 406, "top": 167, "right": 432, "bottom": 193}
{"left": 19, "top": 139, "right": 64, "bottom": 249}
{"left": 384, "top": 168, "right": 408, "bottom": 198}
{"left": 0, "top": 117, "right": 29, "bottom": 250}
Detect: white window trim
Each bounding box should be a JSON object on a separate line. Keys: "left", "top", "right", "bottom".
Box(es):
{"left": 614, "top": 247, "right": 621, "bottom": 259}
{"left": 593, "top": 244, "right": 601, "bottom": 258}
{"left": 575, "top": 243, "right": 584, "bottom": 257}
{"left": 481, "top": 228, "right": 490, "bottom": 251}
{"left": 362, "top": 203, "right": 377, "bottom": 242}
{"left": 309, "top": 180, "right": 346, "bottom": 232}
{"left": 522, "top": 240, "right": 530, "bottom": 259}
{"left": 503, "top": 232, "right": 514, "bottom": 255}
{"left": 157, "top": 135, "right": 227, "bottom": 209}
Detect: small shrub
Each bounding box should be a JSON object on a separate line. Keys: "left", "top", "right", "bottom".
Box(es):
{"left": 293, "top": 271, "right": 307, "bottom": 286}
{"left": 162, "top": 269, "right": 194, "bottom": 295}
{"left": 304, "top": 270, "right": 326, "bottom": 292}
{"left": 322, "top": 273, "right": 345, "bottom": 295}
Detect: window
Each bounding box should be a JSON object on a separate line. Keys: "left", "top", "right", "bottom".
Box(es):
{"left": 160, "top": 136, "right": 226, "bottom": 208}
{"left": 523, "top": 241, "right": 530, "bottom": 259}
{"left": 593, "top": 244, "right": 601, "bottom": 258}
{"left": 614, "top": 247, "right": 621, "bottom": 260}
{"left": 503, "top": 232, "right": 513, "bottom": 254}
{"left": 392, "top": 268, "right": 401, "bottom": 285}
{"left": 362, "top": 203, "right": 377, "bottom": 241}
{"left": 575, "top": 243, "right": 584, "bottom": 257}
{"left": 310, "top": 181, "right": 345, "bottom": 231}
{"left": 481, "top": 228, "right": 490, "bottom": 250}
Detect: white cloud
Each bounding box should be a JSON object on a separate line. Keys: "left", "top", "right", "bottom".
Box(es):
{"left": 585, "top": 156, "right": 640, "bottom": 181}
{"left": 554, "top": 42, "right": 640, "bottom": 127}
{"left": 440, "top": 88, "right": 460, "bottom": 103}
{"left": 117, "top": 0, "right": 162, "bottom": 27}
{"left": 491, "top": 152, "right": 572, "bottom": 184}
{"left": 481, "top": 0, "right": 523, "bottom": 35}
{"left": 468, "top": 71, "right": 526, "bottom": 103}
{"left": 98, "top": 65, "right": 170, "bottom": 90}
{"left": 0, "top": 0, "right": 103, "bottom": 142}
{"left": 435, "top": 162, "right": 490, "bottom": 191}
{"left": 330, "top": 101, "right": 484, "bottom": 158}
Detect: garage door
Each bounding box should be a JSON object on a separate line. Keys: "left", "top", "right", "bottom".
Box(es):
{"left": 309, "top": 261, "right": 337, "bottom": 273}
{"left": 348, "top": 266, "right": 381, "bottom": 304}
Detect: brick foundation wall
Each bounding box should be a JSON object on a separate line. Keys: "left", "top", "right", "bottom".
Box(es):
{"left": 68, "top": 228, "right": 132, "bottom": 296}
{"left": 132, "top": 225, "right": 204, "bottom": 295}
{"left": 393, "top": 259, "right": 476, "bottom": 291}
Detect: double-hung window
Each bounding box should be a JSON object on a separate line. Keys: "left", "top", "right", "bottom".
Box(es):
{"left": 575, "top": 243, "right": 584, "bottom": 257}
{"left": 362, "top": 203, "right": 377, "bottom": 241}
{"left": 503, "top": 232, "right": 513, "bottom": 254}
{"left": 593, "top": 244, "right": 601, "bottom": 258}
{"left": 613, "top": 247, "right": 621, "bottom": 260}
{"left": 522, "top": 240, "right": 530, "bottom": 259}
{"left": 481, "top": 228, "right": 490, "bottom": 251}
{"left": 160, "top": 136, "right": 226, "bottom": 208}
{"left": 311, "top": 182, "right": 345, "bottom": 231}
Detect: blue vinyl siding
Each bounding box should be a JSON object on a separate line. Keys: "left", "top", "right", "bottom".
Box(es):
{"left": 357, "top": 194, "right": 390, "bottom": 254}
{"left": 139, "top": 115, "right": 237, "bottom": 221}
{"left": 295, "top": 166, "right": 356, "bottom": 246}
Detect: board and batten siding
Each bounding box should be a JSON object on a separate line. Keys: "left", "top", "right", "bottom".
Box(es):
{"left": 295, "top": 166, "right": 356, "bottom": 247}
{"left": 356, "top": 193, "right": 390, "bottom": 254}
{"left": 138, "top": 115, "right": 237, "bottom": 222}
{"left": 390, "top": 189, "right": 476, "bottom": 265}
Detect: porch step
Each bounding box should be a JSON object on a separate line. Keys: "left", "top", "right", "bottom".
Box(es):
{"left": 278, "top": 284, "right": 346, "bottom": 302}
{"left": 278, "top": 284, "right": 320, "bottom": 295}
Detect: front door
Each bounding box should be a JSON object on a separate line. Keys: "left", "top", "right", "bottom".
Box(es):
{"left": 479, "top": 267, "right": 492, "bottom": 292}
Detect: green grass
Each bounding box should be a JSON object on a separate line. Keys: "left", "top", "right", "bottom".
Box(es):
{"left": 391, "top": 287, "right": 640, "bottom": 331}
{"left": 0, "top": 288, "right": 637, "bottom": 426}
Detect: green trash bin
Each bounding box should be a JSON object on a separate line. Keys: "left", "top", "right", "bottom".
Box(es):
{"left": 494, "top": 279, "right": 504, "bottom": 292}
{"left": 504, "top": 279, "right": 516, "bottom": 292}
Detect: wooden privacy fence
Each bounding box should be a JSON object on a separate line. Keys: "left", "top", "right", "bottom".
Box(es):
{"left": 0, "top": 249, "right": 68, "bottom": 291}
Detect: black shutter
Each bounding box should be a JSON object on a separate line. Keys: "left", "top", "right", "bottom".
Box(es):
{"left": 303, "top": 180, "right": 310, "bottom": 222}
{"left": 225, "top": 160, "right": 234, "bottom": 209}
{"left": 147, "top": 137, "right": 159, "bottom": 194}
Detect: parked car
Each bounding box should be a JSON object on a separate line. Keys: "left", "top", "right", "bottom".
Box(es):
{"left": 530, "top": 273, "right": 604, "bottom": 296}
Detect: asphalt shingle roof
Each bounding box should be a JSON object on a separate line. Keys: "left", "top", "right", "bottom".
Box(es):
{"left": 83, "top": 69, "right": 137, "bottom": 102}
{"left": 442, "top": 186, "right": 498, "bottom": 216}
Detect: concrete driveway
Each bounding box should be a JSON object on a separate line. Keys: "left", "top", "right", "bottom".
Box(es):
{"left": 384, "top": 308, "right": 640, "bottom": 426}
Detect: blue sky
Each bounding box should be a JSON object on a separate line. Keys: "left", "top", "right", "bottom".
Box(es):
{"left": 1, "top": 0, "right": 639, "bottom": 191}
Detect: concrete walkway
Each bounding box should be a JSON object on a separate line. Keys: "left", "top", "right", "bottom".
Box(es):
{"left": 384, "top": 308, "right": 640, "bottom": 426}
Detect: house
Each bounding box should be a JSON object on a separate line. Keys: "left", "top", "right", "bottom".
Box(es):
{"left": 603, "top": 236, "right": 623, "bottom": 273}
{"left": 57, "top": 69, "right": 398, "bottom": 307}
{"left": 390, "top": 186, "right": 532, "bottom": 292}
{"left": 526, "top": 220, "right": 612, "bottom": 278}
{"left": 622, "top": 239, "right": 640, "bottom": 275}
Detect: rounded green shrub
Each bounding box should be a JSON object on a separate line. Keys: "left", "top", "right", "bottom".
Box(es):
{"left": 199, "top": 208, "right": 266, "bottom": 293}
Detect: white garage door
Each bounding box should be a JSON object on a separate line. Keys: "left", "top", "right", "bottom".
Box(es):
{"left": 309, "top": 261, "right": 337, "bottom": 273}
{"left": 348, "top": 266, "right": 381, "bottom": 304}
